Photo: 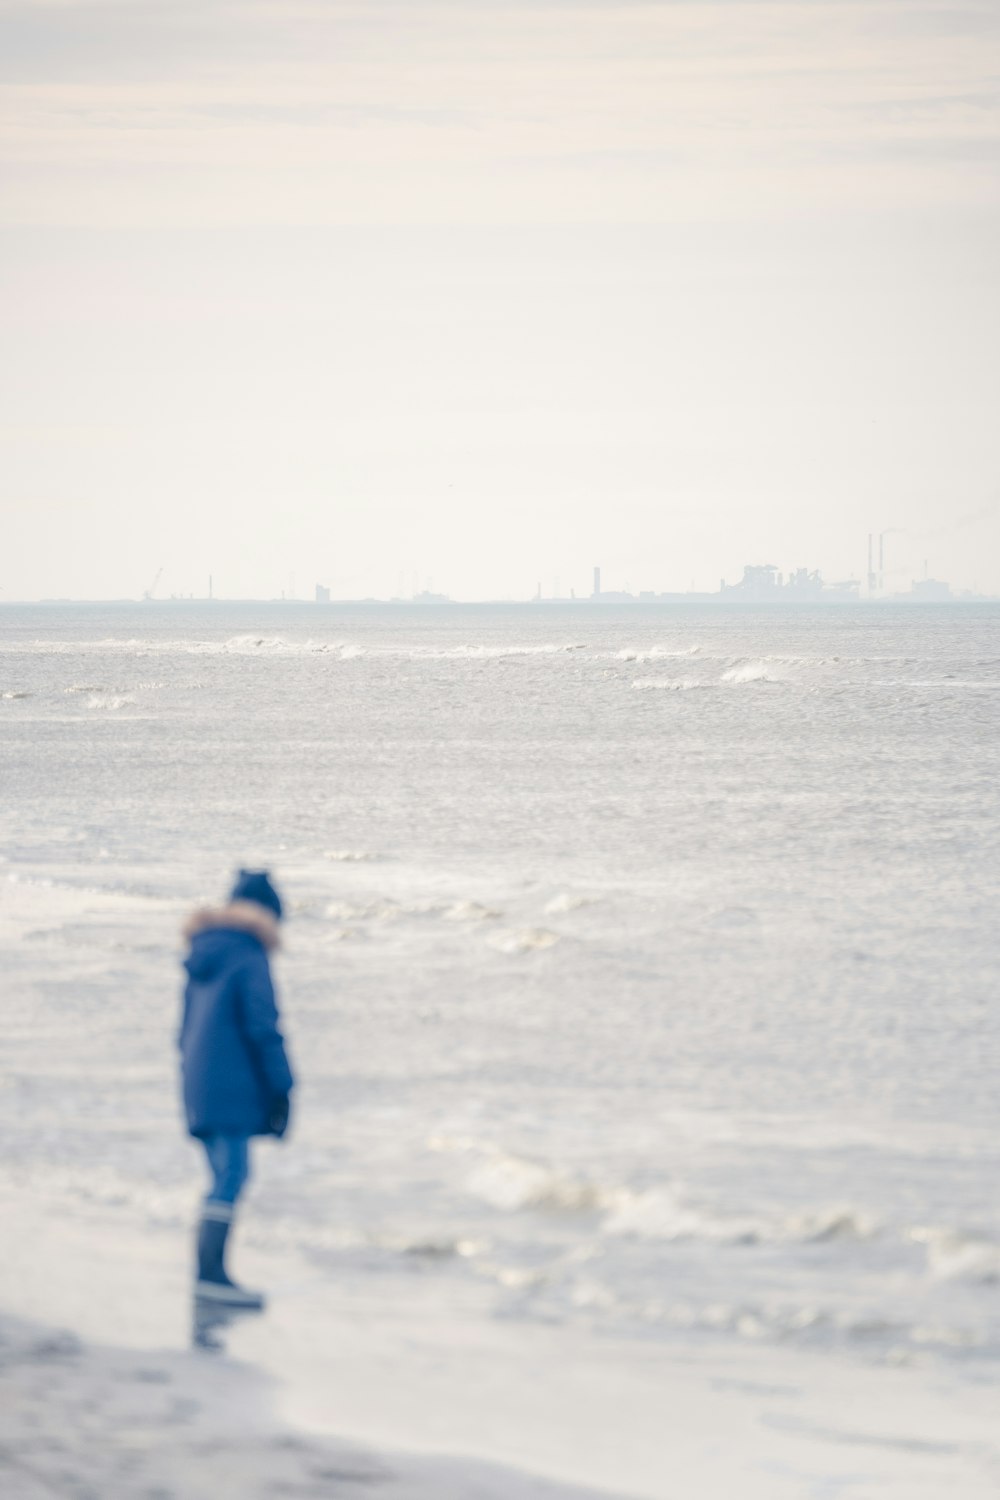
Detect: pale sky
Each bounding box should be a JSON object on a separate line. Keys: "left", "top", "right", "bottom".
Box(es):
{"left": 2, "top": 0, "right": 999, "bottom": 600}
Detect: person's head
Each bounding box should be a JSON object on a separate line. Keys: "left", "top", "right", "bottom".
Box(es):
{"left": 230, "top": 868, "right": 283, "bottom": 922}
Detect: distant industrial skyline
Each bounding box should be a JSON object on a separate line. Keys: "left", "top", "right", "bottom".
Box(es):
{"left": 8, "top": 550, "right": 994, "bottom": 607}
{"left": 9, "top": 516, "right": 999, "bottom": 606}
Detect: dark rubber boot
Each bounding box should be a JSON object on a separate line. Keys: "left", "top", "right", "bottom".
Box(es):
{"left": 195, "top": 1214, "right": 265, "bottom": 1309}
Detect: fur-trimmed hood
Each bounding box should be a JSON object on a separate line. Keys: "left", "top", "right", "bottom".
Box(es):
{"left": 182, "top": 900, "right": 281, "bottom": 953}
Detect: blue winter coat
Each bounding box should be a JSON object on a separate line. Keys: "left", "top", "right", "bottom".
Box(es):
{"left": 179, "top": 904, "right": 294, "bottom": 1139}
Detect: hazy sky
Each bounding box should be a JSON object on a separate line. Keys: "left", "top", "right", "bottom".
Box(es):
{"left": 2, "top": 0, "right": 999, "bottom": 600}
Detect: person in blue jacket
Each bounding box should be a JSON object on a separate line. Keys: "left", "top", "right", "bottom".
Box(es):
{"left": 179, "top": 869, "right": 295, "bottom": 1307}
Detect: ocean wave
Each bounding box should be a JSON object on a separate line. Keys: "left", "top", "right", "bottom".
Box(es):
{"left": 911, "top": 1227, "right": 1000, "bottom": 1283}
{"left": 480, "top": 1254, "right": 980, "bottom": 1357}
{"left": 482, "top": 1257, "right": 990, "bottom": 1357}
{"left": 426, "top": 1139, "right": 606, "bottom": 1214}
{"left": 603, "top": 1186, "right": 761, "bottom": 1243}
{"left": 323, "top": 849, "right": 382, "bottom": 862}
{"left": 86, "top": 694, "right": 137, "bottom": 711}
{"left": 719, "top": 660, "right": 784, "bottom": 685}
{"left": 441, "top": 1146, "right": 880, "bottom": 1251}
{"left": 632, "top": 677, "right": 709, "bottom": 691}
{"left": 298, "top": 639, "right": 365, "bottom": 658}
{"left": 604, "top": 1186, "right": 874, "bottom": 1246}
{"left": 224, "top": 635, "right": 288, "bottom": 652}
{"left": 871, "top": 679, "right": 1000, "bottom": 691}
{"left": 486, "top": 927, "right": 560, "bottom": 954}
{"left": 324, "top": 896, "right": 501, "bottom": 924}
{"left": 3, "top": 636, "right": 594, "bottom": 662}
{"left": 430, "top": 643, "right": 586, "bottom": 660}
{"left": 505, "top": 1277, "right": 836, "bottom": 1345}
{"left": 222, "top": 634, "right": 362, "bottom": 656}
{"left": 325, "top": 898, "right": 396, "bottom": 922}
{"left": 1, "top": 690, "right": 32, "bottom": 699}
{"left": 636, "top": 655, "right": 793, "bottom": 687}
{"left": 466, "top": 1153, "right": 607, "bottom": 1213}
{"left": 442, "top": 900, "right": 501, "bottom": 922}
{"left": 640, "top": 1296, "right": 983, "bottom": 1354}
{"left": 65, "top": 681, "right": 163, "bottom": 695}
{"left": 245, "top": 1216, "right": 492, "bottom": 1265}
{"left": 4, "top": 636, "right": 366, "bottom": 659}
{"left": 543, "top": 892, "right": 595, "bottom": 915}
{"left": 615, "top": 645, "right": 702, "bottom": 662}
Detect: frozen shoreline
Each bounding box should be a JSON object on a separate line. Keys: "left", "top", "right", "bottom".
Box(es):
{"left": 2, "top": 1185, "right": 1000, "bottom": 1499}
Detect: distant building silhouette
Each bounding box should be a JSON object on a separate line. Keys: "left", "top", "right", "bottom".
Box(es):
{"left": 719, "top": 565, "right": 858, "bottom": 603}
{"left": 908, "top": 578, "right": 951, "bottom": 602}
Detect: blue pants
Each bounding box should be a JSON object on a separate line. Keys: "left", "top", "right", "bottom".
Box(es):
{"left": 201, "top": 1133, "right": 250, "bottom": 1213}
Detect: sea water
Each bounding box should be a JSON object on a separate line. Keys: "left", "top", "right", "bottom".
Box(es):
{"left": 2, "top": 601, "right": 999, "bottom": 1380}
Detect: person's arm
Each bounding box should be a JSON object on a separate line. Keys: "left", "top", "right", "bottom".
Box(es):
{"left": 177, "top": 988, "right": 191, "bottom": 1049}
{"left": 239, "top": 955, "right": 295, "bottom": 1129}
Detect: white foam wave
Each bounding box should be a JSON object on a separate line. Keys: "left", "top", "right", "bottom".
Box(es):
{"left": 224, "top": 634, "right": 361, "bottom": 656}
{"left": 632, "top": 656, "right": 817, "bottom": 688}
{"left": 604, "top": 1187, "right": 874, "bottom": 1247}
{"left": 452, "top": 1154, "right": 875, "bottom": 1249}
{"left": 543, "top": 892, "right": 595, "bottom": 915}
{"left": 324, "top": 896, "right": 500, "bottom": 924}
{"left": 5, "top": 636, "right": 364, "bottom": 659}
{"left": 1, "top": 690, "right": 32, "bottom": 699}
{"left": 604, "top": 1187, "right": 763, "bottom": 1243}
{"left": 3, "top": 636, "right": 596, "bottom": 662}
{"left": 323, "top": 849, "right": 382, "bottom": 862}
{"left": 486, "top": 927, "right": 560, "bottom": 954}
{"left": 427, "top": 1138, "right": 607, "bottom": 1214}
{"left": 442, "top": 900, "right": 500, "bottom": 922}
{"left": 66, "top": 681, "right": 162, "bottom": 695}
{"left": 615, "top": 645, "right": 701, "bottom": 663}
{"left": 466, "top": 1153, "right": 606, "bottom": 1213}
{"left": 86, "top": 694, "right": 136, "bottom": 711}
{"left": 912, "top": 1227, "right": 1000, "bottom": 1283}
{"left": 720, "top": 660, "right": 783, "bottom": 685}
{"left": 224, "top": 634, "right": 285, "bottom": 651}
{"left": 325, "top": 894, "right": 364, "bottom": 918}
{"left": 297, "top": 639, "right": 366, "bottom": 658}
{"left": 872, "top": 679, "right": 1000, "bottom": 691}
{"left": 433, "top": 643, "right": 586, "bottom": 660}
{"left": 523, "top": 1285, "right": 983, "bottom": 1355}
{"left": 215, "top": 634, "right": 361, "bottom": 658}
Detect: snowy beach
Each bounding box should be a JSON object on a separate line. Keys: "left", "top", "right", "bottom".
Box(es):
{"left": 3, "top": 600, "right": 1000, "bottom": 1495}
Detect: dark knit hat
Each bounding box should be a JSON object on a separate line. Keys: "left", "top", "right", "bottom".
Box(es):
{"left": 230, "top": 868, "right": 283, "bottom": 921}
